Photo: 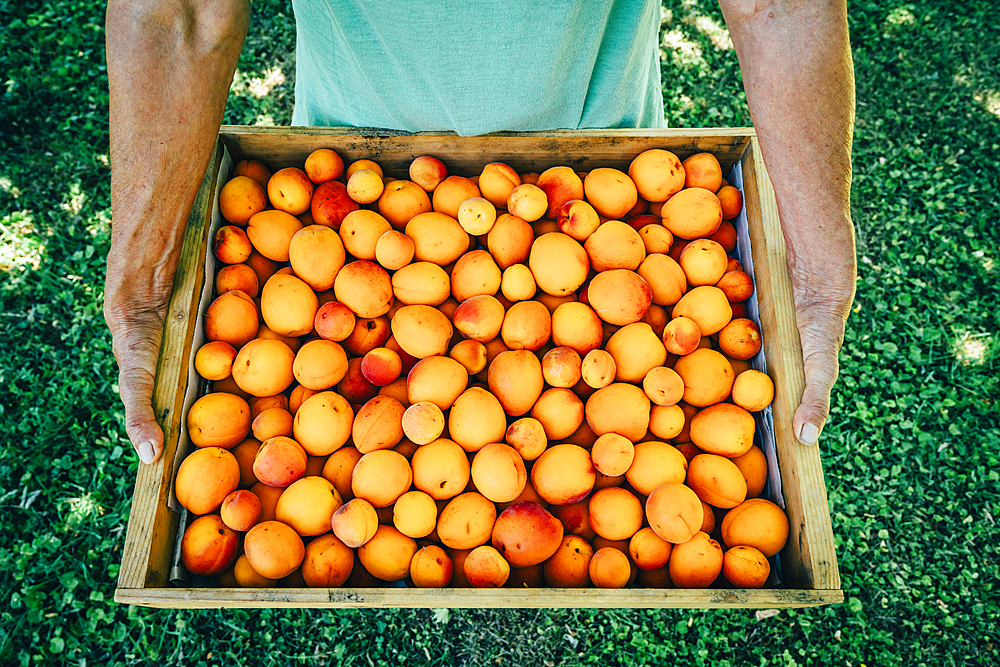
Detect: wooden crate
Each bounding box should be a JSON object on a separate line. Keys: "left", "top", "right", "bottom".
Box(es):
{"left": 114, "top": 127, "right": 843, "bottom": 609}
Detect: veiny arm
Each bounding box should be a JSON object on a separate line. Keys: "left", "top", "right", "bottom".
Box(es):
{"left": 717, "top": 0, "right": 857, "bottom": 445}
{"left": 104, "top": 0, "right": 249, "bottom": 463}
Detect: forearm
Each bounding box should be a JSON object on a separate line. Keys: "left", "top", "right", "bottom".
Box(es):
{"left": 105, "top": 0, "right": 249, "bottom": 324}
{"left": 720, "top": 0, "right": 857, "bottom": 313}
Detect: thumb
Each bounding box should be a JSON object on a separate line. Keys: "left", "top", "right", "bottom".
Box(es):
{"left": 118, "top": 364, "right": 165, "bottom": 464}
{"left": 792, "top": 346, "right": 839, "bottom": 446}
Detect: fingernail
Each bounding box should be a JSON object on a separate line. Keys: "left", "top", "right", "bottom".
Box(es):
{"left": 138, "top": 441, "right": 156, "bottom": 464}
{"left": 799, "top": 423, "right": 819, "bottom": 446}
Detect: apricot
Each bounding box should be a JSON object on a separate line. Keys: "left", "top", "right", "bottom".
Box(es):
{"left": 342, "top": 315, "right": 391, "bottom": 357}
{"left": 673, "top": 285, "right": 732, "bottom": 336}
{"left": 551, "top": 302, "right": 604, "bottom": 356}
{"left": 662, "top": 316, "right": 702, "bottom": 356}
{"left": 374, "top": 229, "right": 415, "bottom": 271}
{"left": 378, "top": 179, "right": 433, "bottom": 229}
{"left": 478, "top": 162, "right": 521, "bottom": 207}
{"left": 591, "top": 433, "right": 635, "bottom": 477}
{"left": 252, "top": 436, "right": 307, "bottom": 488}
{"left": 297, "top": 533, "right": 353, "bottom": 588}
{"left": 721, "top": 545, "right": 770, "bottom": 588}
{"left": 716, "top": 270, "right": 755, "bottom": 303}
{"left": 497, "top": 265, "right": 534, "bottom": 303}
{"left": 244, "top": 520, "right": 305, "bottom": 579}
{"left": 731, "top": 370, "right": 774, "bottom": 413}
{"left": 311, "top": 302, "right": 353, "bottom": 343}
{"left": 346, "top": 168, "right": 384, "bottom": 204}
{"left": 332, "top": 260, "right": 393, "bottom": 319}
{"left": 679, "top": 239, "right": 728, "bottom": 287}
{"left": 637, "top": 224, "right": 674, "bottom": 256}
{"left": 432, "top": 175, "right": 479, "bottom": 218}
{"left": 585, "top": 382, "right": 650, "bottom": 442}
{"left": 357, "top": 524, "right": 418, "bottom": 581}
{"left": 215, "top": 263, "right": 259, "bottom": 298}
{"left": 245, "top": 210, "right": 302, "bottom": 262}
{"left": 320, "top": 445, "right": 362, "bottom": 501}
{"left": 491, "top": 501, "right": 564, "bottom": 567}
{"left": 629, "top": 526, "right": 673, "bottom": 571}
{"left": 410, "top": 545, "right": 454, "bottom": 588}
{"left": 391, "top": 304, "right": 453, "bottom": 358}
{"left": 292, "top": 390, "right": 354, "bottom": 456}
{"left": 251, "top": 407, "right": 293, "bottom": 441}
{"left": 504, "top": 417, "right": 548, "bottom": 462}
{"left": 540, "top": 346, "right": 582, "bottom": 388}
{"left": 405, "top": 155, "right": 445, "bottom": 191}
{"left": 406, "top": 355, "right": 468, "bottom": 411}
{"left": 186, "top": 392, "right": 252, "bottom": 449}
{"left": 219, "top": 175, "right": 267, "bottom": 225}
{"left": 544, "top": 534, "right": 594, "bottom": 587}
{"left": 530, "top": 444, "right": 595, "bottom": 506}
{"left": 205, "top": 290, "right": 258, "bottom": 347}
{"left": 404, "top": 211, "right": 469, "bottom": 266}
{"left": 260, "top": 273, "right": 318, "bottom": 338}
{"left": 303, "top": 148, "right": 344, "bottom": 184}
{"left": 643, "top": 366, "right": 684, "bottom": 406}
{"left": 230, "top": 338, "right": 294, "bottom": 398}
{"left": 645, "top": 482, "right": 704, "bottom": 543}
{"left": 498, "top": 300, "right": 550, "bottom": 352}
{"left": 673, "top": 348, "right": 735, "bottom": 407}
{"left": 682, "top": 153, "right": 723, "bottom": 192}
{"left": 452, "top": 294, "right": 505, "bottom": 343}
{"left": 310, "top": 179, "right": 358, "bottom": 229}
{"left": 273, "top": 475, "right": 342, "bottom": 536}
{"left": 589, "top": 486, "right": 643, "bottom": 541}
{"left": 531, "top": 387, "right": 585, "bottom": 441}
{"left": 488, "top": 350, "right": 544, "bottom": 417}
{"left": 720, "top": 498, "right": 789, "bottom": 557}
{"left": 233, "top": 159, "right": 272, "bottom": 190}
{"left": 584, "top": 167, "right": 638, "bottom": 219}
{"left": 717, "top": 318, "right": 762, "bottom": 360}
{"left": 351, "top": 449, "right": 412, "bottom": 508}
{"left": 648, "top": 403, "right": 687, "bottom": 440}
{"left": 628, "top": 149, "right": 686, "bottom": 202}
{"left": 556, "top": 199, "right": 601, "bottom": 242}
{"left": 411, "top": 438, "right": 471, "bottom": 500}
{"left": 469, "top": 443, "right": 526, "bottom": 504}
{"left": 448, "top": 386, "right": 507, "bottom": 453}
{"left": 625, "top": 440, "right": 688, "bottom": 496}
{"left": 687, "top": 453, "right": 748, "bottom": 510}
{"left": 587, "top": 269, "right": 652, "bottom": 326}
{"left": 717, "top": 185, "right": 744, "bottom": 220}
{"left": 181, "top": 514, "right": 239, "bottom": 576}
{"left": 589, "top": 547, "right": 631, "bottom": 588}
{"left": 436, "top": 492, "right": 497, "bottom": 550}
{"left": 290, "top": 339, "right": 347, "bottom": 392}
{"left": 194, "top": 341, "right": 237, "bottom": 382}
{"left": 584, "top": 220, "right": 645, "bottom": 273}
{"left": 603, "top": 323, "right": 665, "bottom": 384}
{"left": 461, "top": 545, "right": 509, "bottom": 588}
{"left": 231, "top": 438, "right": 262, "bottom": 489}
{"left": 352, "top": 395, "right": 405, "bottom": 454}
{"left": 528, "top": 233, "right": 590, "bottom": 297}
{"left": 231, "top": 553, "right": 277, "bottom": 588}
{"left": 175, "top": 447, "right": 241, "bottom": 515}
{"left": 387, "top": 490, "right": 436, "bottom": 539}
{"left": 548, "top": 499, "right": 595, "bottom": 542}
{"left": 669, "top": 530, "right": 724, "bottom": 588}
{"left": 660, "top": 187, "right": 723, "bottom": 240}
{"left": 327, "top": 498, "right": 377, "bottom": 548}
{"left": 689, "top": 402, "right": 756, "bottom": 458}
{"left": 506, "top": 183, "right": 547, "bottom": 222}
{"left": 250, "top": 482, "right": 284, "bottom": 523}
{"left": 213, "top": 226, "right": 253, "bottom": 266}
{"left": 487, "top": 213, "right": 534, "bottom": 269}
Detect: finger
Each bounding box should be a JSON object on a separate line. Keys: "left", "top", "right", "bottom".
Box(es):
{"left": 792, "top": 346, "right": 839, "bottom": 446}
{"left": 118, "top": 364, "right": 165, "bottom": 464}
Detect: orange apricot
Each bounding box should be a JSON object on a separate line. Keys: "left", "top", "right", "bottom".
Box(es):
{"left": 303, "top": 148, "right": 344, "bottom": 184}
{"left": 682, "top": 153, "right": 723, "bottom": 192}
{"left": 628, "top": 149, "right": 686, "bottom": 202}
{"left": 660, "top": 187, "right": 723, "bottom": 240}
{"left": 669, "top": 530, "right": 724, "bottom": 588}
{"left": 720, "top": 498, "right": 789, "bottom": 557}
{"left": 243, "top": 520, "right": 306, "bottom": 579}
{"left": 645, "top": 482, "right": 704, "bottom": 544}
{"left": 673, "top": 348, "right": 735, "bottom": 407}
{"left": 589, "top": 547, "right": 631, "bottom": 588}
{"left": 689, "top": 402, "right": 756, "bottom": 458}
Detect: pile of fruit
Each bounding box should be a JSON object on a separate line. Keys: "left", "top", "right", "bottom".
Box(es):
{"left": 175, "top": 144, "right": 790, "bottom": 590}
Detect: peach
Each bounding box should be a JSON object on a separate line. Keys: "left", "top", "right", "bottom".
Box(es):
{"left": 471, "top": 443, "right": 527, "bottom": 503}
{"left": 587, "top": 269, "right": 652, "bottom": 326}
{"left": 310, "top": 179, "right": 358, "bottom": 229}
{"left": 551, "top": 302, "right": 604, "bottom": 356}
{"left": 530, "top": 444, "right": 595, "bottom": 506}
{"left": 629, "top": 526, "right": 673, "bottom": 571}
{"left": 669, "top": 531, "right": 724, "bottom": 588}
{"left": 585, "top": 382, "right": 650, "bottom": 442}
{"left": 346, "top": 168, "right": 384, "bottom": 204}
{"left": 219, "top": 175, "right": 267, "bottom": 225}
{"left": 717, "top": 318, "right": 762, "bottom": 360}
{"left": 233, "top": 159, "right": 272, "bottom": 191}
{"left": 181, "top": 514, "right": 239, "bottom": 576}
{"left": 487, "top": 350, "right": 544, "bottom": 416}
{"left": 213, "top": 225, "right": 253, "bottom": 265}
{"left": 731, "top": 370, "right": 774, "bottom": 413}
{"left": 195, "top": 341, "right": 237, "bottom": 382}
{"left": 464, "top": 545, "right": 510, "bottom": 588}
{"left": 303, "top": 148, "right": 344, "bottom": 184}
{"left": 351, "top": 449, "right": 412, "bottom": 508}
{"left": 452, "top": 294, "right": 506, "bottom": 343}
{"left": 716, "top": 270, "right": 755, "bottom": 303}
{"left": 405, "top": 211, "right": 469, "bottom": 265}
{"left": 682, "top": 152, "right": 723, "bottom": 192}
{"left": 638, "top": 224, "right": 674, "bottom": 255}
{"left": 717, "top": 185, "right": 744, "bottom": 220}
{"left": 244, "top": 520, "right": 306, "bottom": 579}
{"left": 589, "top": 547, "right": 631, "bottom": 588}
{"left": 391, "top": 304, "right": 453, "bottom": 358}
{"left": 448, "top": 386, "right": 507, "bottom": 453}
{"left": 478, "top": 162, "right": 521, "bottom": 207}
{"left": 260, "top": 273, "right": 318, "bottom": 337}
{"left": 231, "top": 337, "right": 296, "bottom": 398}
{"left": 625, "top": 440, "right": 688, "bottom": 496}
{"left": 506, "top": 183, "right": 548, "bottom": 222}
{"left": 661, "top": 187, "right": 723, "bottom": 240}
{"left": 411, "top": 438, "right": 471, "bottom": 500}
{"left": 673, "top": 348, "right": 735, "bottom": 407}
{"left": 528, "top": 232, "right": 590, "bottom": 297}
{"left": 662, "top": 316, "right": 702, "bottom": 355}
{"left": 333, "top": 260, "right": 393, "bottom": 319}
{"left": 584, "top": 167, "right": 638, "bottom": 219}
{"left": 351, "top": 395, "right": 405, "bottom": 453}
{"left": 175, "top": 447, "right": 241, "bottom": 515}
{"left": 541, "top": 346, "right": 583, "bottom": 388}
{"left": 292, "top": 391, "right": 354, "bottom": 456}
{"left": 432, "top": 175, "right": 480, "bottom": 219}
{"left": 204, "top": 290, "right": 258, "bottom": 347}
{"left": 436, "top": 492, "right": 497, "bottom": 550}
{"left": 591, "top": 433, "right": 635, "bottom": 477}
{"left": 186, "top": 392, "right": 252, "bottom": 449}
{"left": 687, "top": 454, "right": 748, "bottom": 509}
{"left": 487, "top": 213, "right": 534, "bottom": 269}
{"left": 689, "top": 402, "right": 756, "bottom": 458}
{"left": 628, "top": 149, "right": 686, "bottom": 202}
{"left": 500, "top": 264, "right": 537, "bottom": 302}
{"left": 357, "top": 525, "right": 418, "bottom": 581}
{"left": 491, "top": 501, "right": 564, "bottom": 567}
{"left": 410, "top": 545, "right": 454, "bottom": 588}
{"left": 504, "top": 417, "right": 548, "bottom": 461}
{"left": 251, "top": 407, "right": 294, "bottom": 441}
{"left": 378, "top": 179, "right": 433, "bottom": 229}
{"left": 375, "top": 229, "right": 415, "bottom": 270}
{"left": 543, "top": 534, "right": 594, "bottom": 587}
{"left": 215, "top": 263, "right": 259, "bottom": 297}
{"left": 645, "top": 482, "right": 704, "bottom": 544}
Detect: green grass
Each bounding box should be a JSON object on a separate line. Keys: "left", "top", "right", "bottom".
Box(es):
{"left": 1, "top": 0, "right": 999, "bottom": 665}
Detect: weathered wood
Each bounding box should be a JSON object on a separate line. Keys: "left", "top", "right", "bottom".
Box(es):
{"left": 116, "top": 144, "right": 221, "bottom": 589}
{"left": 741, "top": 139, "right": 841, "bottom": 590}
{"left": 219, "top": 126, "right": 753, "bottom": 179}
{"left": 115, "top": 586, "right": 844, "bottom": 609}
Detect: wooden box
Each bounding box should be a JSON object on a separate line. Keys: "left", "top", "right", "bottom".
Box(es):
{"left": 114, "top": 127, "right": 842, "bottom": 609}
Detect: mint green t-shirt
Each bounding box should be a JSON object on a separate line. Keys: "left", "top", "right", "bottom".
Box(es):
{"left": 290, "top": 0, "right": 665, "bottom": 136}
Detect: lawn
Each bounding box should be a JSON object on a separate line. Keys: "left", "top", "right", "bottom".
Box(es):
{"left": 1, "top": 0, "right": 998, "bottom": 665}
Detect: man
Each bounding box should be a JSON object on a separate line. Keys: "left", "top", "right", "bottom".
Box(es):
{"left": 104, "top": 0, "right": 856, "bottom": 465}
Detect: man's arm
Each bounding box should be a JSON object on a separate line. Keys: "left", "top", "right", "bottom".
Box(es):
{"left": 104, "top": 0, "right": 249, "bottom": 463}
{"left": 717, "top": 0, "right": 857, "bottom": 445}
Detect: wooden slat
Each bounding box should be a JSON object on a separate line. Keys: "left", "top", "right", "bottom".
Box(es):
{"left": 115, "top": 587, "right": 843, "bottom": 609}
{"left": 741, "top": 139, "right": 841, "bottom": 590}
{"left": 116, "top": 144, "right": 221, "bottom": 589}
{"left": 219, "top": 126, "right": 753, "bottom": 179}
